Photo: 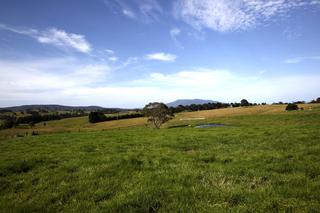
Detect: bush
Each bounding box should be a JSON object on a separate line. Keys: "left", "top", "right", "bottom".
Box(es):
{"left": 0, "top": 116, "right": 16, "bottom": 129}
{"left": 31, "top": 131, "right": 39, "bottom": 136}
{"left": 240, "top": 99, "right": 249, "bottom": 106}
{"left": 88, "top": 111, "right": 107, "bottom": 123}
{"left": 286, "top": 103, "right": 299, "bottom": 111}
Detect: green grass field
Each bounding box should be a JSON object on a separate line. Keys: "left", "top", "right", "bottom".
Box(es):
{"left": 1, "top": 105, "right": 320, "bottom": 212}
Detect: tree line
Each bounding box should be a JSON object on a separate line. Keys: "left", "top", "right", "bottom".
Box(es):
{"left": 88, "top": 101, "right": 238, "bottom": 124}
{"left": 169, "top": 99, "right": 254, "bottom": 113}
{"left": 2, "top": 97, "right": 319, "bottom": 129}
{"left": 88, "top": 112, "right": 143, "bottom": 123}
{"left": 0, "top": 112, "right": 87, "bottom": 130}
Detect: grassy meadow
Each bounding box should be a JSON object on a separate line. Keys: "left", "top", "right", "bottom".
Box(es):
{"left": 0, "top": 104, "right": 320, "bottom": 212}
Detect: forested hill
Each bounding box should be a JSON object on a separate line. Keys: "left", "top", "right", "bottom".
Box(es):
{"left": 0, "top": 104, "right": 121, "bottom": 112}
{"left": 167, "top": 99, "right": 218, "bottom": 107}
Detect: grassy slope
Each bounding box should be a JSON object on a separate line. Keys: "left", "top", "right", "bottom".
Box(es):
{"left": 0, "top": 104, "right": 320, "bottom": 212}
{"left": 0, "top": 104, "right": 316, "bottom": 141}
{"left": 0, "top": 116, "right": 147, "bottom": 140}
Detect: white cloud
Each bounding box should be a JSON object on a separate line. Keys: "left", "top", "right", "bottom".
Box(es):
{"left": 0, "top": 58, "right": 110, "bottom": 93}
{"left": 108, "top": 56, "right": 118, "bottom": 62}
{"left": 282, "top": 28, "right": 301, "bottom": 40}
{"left": 104, "top": 0, "right": 162, "bottom": 22}
{"left": 122, "top": 9, "right": 136, "bottom": 18}
{"left": 92, "top": 49, "right": 120, "bottom": 63}
{"left": 145, "top": 52, "right": 177, "bottom": 62}
{"left": 146, "top": 69, "right": 234, "bottom": 87}
{"left": 0, "top": 24, "right": 91, "bottom": 53}
{"left": 284, "top": 58, "right": 303, "bottom": 64}
{"left": 170, "top": 28, "right": 183, "bottom": 48}
{"left": 36, "top": 28, "right": 91, "bottom": 53}
{"left": 284, "top": 56, "right": 320, "bottom": 64}
{"left": 132, "top": 68, "right": 320, "bottom": 104}
{"left": 104, "top": 49, "right": 115, "bottom": 54}
{"left": 0, "top": 57, "right": 157, "bottom": 107}
{"left": 139, "top": 0, "right": 163, "bottom": 21}
{"left": 170, "top": 28, "right": 181, "bottom": 38}
{"left": 174, "top": 0, "right": 320, "bottom": 32}
{"left": 0, "top": 60, "right": 319, "bottom": 107}
{"left": 114, "top": 57, "right": 139, "bottom": 70}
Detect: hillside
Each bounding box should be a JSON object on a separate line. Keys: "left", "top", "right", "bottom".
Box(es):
{"left": 1, "top": 104, "right": 318, "bottom": 140}
{"left": 0, "top": 104, "right": 319, "bottom": 211}
{"left": 0, "top": 104, "right": 121, "bottom": 112}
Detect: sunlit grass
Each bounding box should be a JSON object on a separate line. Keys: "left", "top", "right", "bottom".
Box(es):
{"left": 0, "top": 104, "right": 320, "bottom": 211}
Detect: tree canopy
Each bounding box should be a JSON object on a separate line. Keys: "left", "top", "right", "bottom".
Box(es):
{"left": 143, "top": 102, "right": 172, "bottom": 128}
{"left": 240, "top": 99, "right": 250, "bottom": 106}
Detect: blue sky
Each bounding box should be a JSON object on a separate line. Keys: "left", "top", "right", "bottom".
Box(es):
{"left": 0, "top": 0, "right": 320, "bottom": 108}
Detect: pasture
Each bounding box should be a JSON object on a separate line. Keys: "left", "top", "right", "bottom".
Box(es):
{"left": 0, "top": 104, "right": 320, "bottom": 212}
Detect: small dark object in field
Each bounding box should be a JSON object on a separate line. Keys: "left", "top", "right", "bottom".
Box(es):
{"left": 15, "top": 134, "right": 24, "bottom": 138}
{"left": 31, "top": 131, "right": 39, "bottom": 136}
{"left": 228, "top": 194, "right": 246, "bottom": 206}
{"left": 82, "top": 145, "right": 97, "bottom": 152}
{"left": 286, "top": 103, "right": 299, "bottom": 111}
{"left": 168, "top": 124, "right": 189, "bottom": 128}
{"left": 222, "top": 158, "right": 233, "bottom": 164}
{"left": 7, "top": 160, "right": 35, "bottom": 174}
{"left": 29, "top": 121, "right": 35, "bottom": 128}
{"left": 200, "top": 156, "right": 216, "bottom": 163}
{"left": 305, "top": 166, "right": 320, "bottom": 179}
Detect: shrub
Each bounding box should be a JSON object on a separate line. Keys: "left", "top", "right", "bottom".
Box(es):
{"left": 31, "top": 131, "right": 39, "bottom": 136}
{"left": 240, "top": 99, "right": 249, "bottom": 106}
{"left": 88, "top": 111, "right": 107, "bottom": 123}
{"left": 286, "top": 103, "right": 299, "bottom": 111}
{"left": 0, "top": 117, "right": 16, "bottom": 129}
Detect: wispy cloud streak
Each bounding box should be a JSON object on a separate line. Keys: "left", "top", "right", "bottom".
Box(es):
{"left": 0, "top": 24, "right": 91, "bottom": 53}
{"left": 174, "top": 0, "right": 320, "bottom": 32}
{"left": 103, "top": 0, "right": 162, "bottom": 22}
{"left": 145, "top": 52, "right": 176, "bottom": 62}
{"left": 284, "top": 56, "right": 320, "bottom": 64}
{"left": 170, "top": 28, "right": 183, "bottom": 48}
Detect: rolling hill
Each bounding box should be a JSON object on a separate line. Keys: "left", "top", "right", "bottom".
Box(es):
{"left": 0, "top": 104, "right": 121, "bottom": 112}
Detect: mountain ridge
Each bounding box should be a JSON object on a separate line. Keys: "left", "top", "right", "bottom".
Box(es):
{"left": 166, "top": 99, "right": 218, "bottom": 107}
{"left": 0, "top": 104, "right": 122, "bottom": 112}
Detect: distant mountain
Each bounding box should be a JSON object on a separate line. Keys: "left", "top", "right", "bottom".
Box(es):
{"left": 167, "top": 99, "right": 219, "bottom": 107}
{"left": 0, "top": 104, "right": 121, "bottom": 112}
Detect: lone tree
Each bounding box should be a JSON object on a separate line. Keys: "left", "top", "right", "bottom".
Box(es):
{"left": 240, "top": 99, "right": 249, "bottom": 106}
{"left": 286, "top": 103, "right": 299, "bottom": 111}
{"left": 143, "top": 102, "right": 172, "bottom": 128}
